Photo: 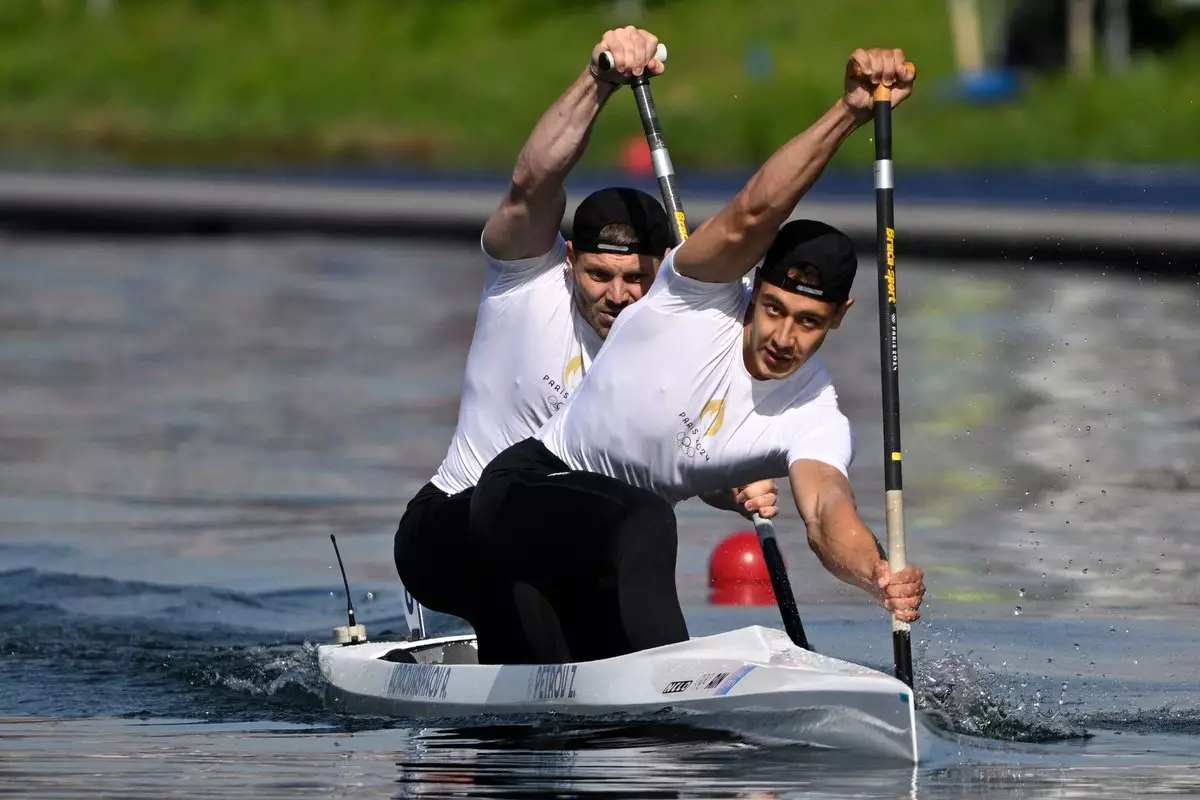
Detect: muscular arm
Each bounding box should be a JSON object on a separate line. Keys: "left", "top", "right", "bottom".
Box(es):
{"left": 788, "top": 459, "right": 886, "bottom": 600}
{"left": 672, "top": 98, "right": 863, "bottom": 284}
{"left": 480, "top": 69, "right": 619, "bottom": 262}
{"left": 673, "top": 48, "right": 914, "bottom": 285}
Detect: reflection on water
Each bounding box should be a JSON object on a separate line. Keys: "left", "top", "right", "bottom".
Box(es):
{"left": 2, "top": 716, "right": 1198, "bottom": 799}
{"left": 1, "top": 236, "right": 1198, "bottom": 797}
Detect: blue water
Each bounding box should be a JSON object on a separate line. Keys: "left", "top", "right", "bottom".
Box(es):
{"left": 1, "top": 236, "right": 1198, "bottom": 797}
{"left": 2, "top": 560, "right": 1197, "bottom": 798}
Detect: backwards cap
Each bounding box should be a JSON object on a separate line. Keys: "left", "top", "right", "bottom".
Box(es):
{"left": 571, "top": 187, "right": 671, "bottom": 256}
{"left": 757, "top": 219, "right": 857, "bottom": 305}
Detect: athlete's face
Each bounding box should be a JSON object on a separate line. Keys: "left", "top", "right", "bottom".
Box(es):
{"left": 742, "top": 282, "right": 853, "bottom": 380}
{"left": 567, "top": 244, "right": 661, "bottom": 339}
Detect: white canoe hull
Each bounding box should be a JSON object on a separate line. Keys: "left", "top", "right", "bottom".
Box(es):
{"left": 318, "top": 624, "right": 918, "bottom": 762}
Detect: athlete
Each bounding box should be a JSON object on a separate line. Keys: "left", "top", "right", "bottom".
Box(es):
{"left": 469, "top": 47, "right": 927, "bottom": 665}
{"left": 393, "top": 26, "right": 777, "bottom": 664}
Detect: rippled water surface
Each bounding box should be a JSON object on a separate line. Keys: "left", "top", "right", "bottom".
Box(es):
{"left": 1, "top": 235, "right": 1198, "bottom": 798}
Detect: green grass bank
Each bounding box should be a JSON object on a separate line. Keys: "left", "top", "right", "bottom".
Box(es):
{"left": 2, "top": 0, "right": 1198, "bottom": 170}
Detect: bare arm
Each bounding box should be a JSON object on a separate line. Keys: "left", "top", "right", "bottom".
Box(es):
{"left": 673, "top": 100, "right": 862, "bottom": 284}
{"left": 480, "top": 70, "right": 618, "bottom": 262}
{"left": 789, "top": 458, "right": 926, "bottom": 622}
{"left": 481, "top": 27, "right": 665, "bottom": 262}
{"left": 789, "top": 459, "right": 885, "bottom": 598}
{"left": 673, "top": 48, "right": 914, "bottom": 284}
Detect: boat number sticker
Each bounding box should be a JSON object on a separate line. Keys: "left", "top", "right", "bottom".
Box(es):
{"left": 528, "top": 664, "right": 578, "bottom": 700}
{"left": 662, "top": 671, "right": 732, "bottom": 695}
{"left": 386, "top": 662, "right": 451, "bottom": 700}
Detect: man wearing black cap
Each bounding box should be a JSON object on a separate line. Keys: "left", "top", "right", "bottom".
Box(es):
{"left": 468, "top": 47, "right": 927, "bottom": 665}
{"left": 392, "top": 26, "right": 776, "bottom": 664}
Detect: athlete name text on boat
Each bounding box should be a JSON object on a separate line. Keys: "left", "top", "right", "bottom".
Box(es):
{"left": 528, "top": 663, "right": 578, "bottom": 700}
{"left": 385, "top": 662, "right": 451, "bottom": 700}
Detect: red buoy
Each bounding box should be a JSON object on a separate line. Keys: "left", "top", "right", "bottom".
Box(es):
{"left": 708, "top": 530, "right": 778, "bottom": 606}
{"left": 620, "top": 134, "right": 653, "bottom": 177}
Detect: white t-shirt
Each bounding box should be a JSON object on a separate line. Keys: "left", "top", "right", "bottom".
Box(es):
{"left": 535, "top": 242, "right": 855, "bottom": 505}
{"left": 431, "top": 234, "right": 603, "bottom": 495}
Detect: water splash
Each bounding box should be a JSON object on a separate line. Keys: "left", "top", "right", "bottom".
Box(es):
{"left": 196, "top": 641, "right": 326, "bottom": 708}
{"left": 0, "top": 569, "right": 333, "bottom": 723}
{"left": 913, "top": 641, "right": 1089, "bottom": 742}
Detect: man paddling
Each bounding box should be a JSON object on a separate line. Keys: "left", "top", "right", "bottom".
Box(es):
{"left": 394, "top": 26, "right": 777, "bottom": 664}
{"left": 469, "top": 47, "right": 927, "bottom": 665}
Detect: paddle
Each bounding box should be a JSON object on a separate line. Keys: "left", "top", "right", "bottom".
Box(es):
{"left": 853, "top": 58, "right": 917, "bottom": 688}
{"left": 603, "top": 43, "right": 813, "bottom": 652}
{"left": 598, "top": 43, "right": 689, "bottom": 245}
{"left": 752, "top": 514, "right": 812, "bottom": 650}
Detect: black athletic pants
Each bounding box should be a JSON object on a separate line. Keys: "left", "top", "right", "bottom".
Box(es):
{"left": 468, "top": 437, "right": 689, "bottom": 664}
{"left": 393, "top": 481, "right": 570, "bottom": 665}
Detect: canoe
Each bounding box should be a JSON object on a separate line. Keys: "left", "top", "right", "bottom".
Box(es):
{"left": 317, "top": 624, "right": 918, "bottom": 762}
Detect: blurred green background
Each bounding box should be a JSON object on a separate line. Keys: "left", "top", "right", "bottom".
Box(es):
{"left": 2, "top": 0, "right": 1197, "bottom": 170}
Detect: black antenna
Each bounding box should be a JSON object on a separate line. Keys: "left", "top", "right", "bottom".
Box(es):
{"left": 330, "top": 534, "right": 357, "bottom": 629}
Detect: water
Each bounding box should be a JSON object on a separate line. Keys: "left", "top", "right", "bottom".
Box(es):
{"left": 1, "top": 235, "right": 1198, "bottom": 797}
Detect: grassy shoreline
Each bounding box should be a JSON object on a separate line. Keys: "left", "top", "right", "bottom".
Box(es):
{"left": 2, "top": 1, "right": 1198, "bottom": 170}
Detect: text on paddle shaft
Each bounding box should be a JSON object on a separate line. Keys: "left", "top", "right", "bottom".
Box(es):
{"left": 528, "top": 664, "right": 577, "bottom": 700}
{"left": 885, "top": 227, "right": 899, "bottom": 372}
{"left": 886, "top": 227, "right": 897, "bottom": 305}
{"left": 386, "top": 663, "right": 450, "bottom": 700}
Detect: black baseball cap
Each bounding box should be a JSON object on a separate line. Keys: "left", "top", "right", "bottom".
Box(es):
{"left": 757, "top": 219, "right": 857, "bottom": 305}
{"left": 571, "top": 187, "right": 671, "bottom": 256}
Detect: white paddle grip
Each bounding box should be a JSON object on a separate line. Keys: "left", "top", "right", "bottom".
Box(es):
{"left": 597, "top": 42, "right": 667, "bottom": 73}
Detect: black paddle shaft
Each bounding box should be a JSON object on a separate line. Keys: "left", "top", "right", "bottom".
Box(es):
{"left": 598, "top": 48, "right": 688, "bottom": 243}
{"left": 872, "top": 89, "right": 914, "bottom": 689}
{"left": 755, "top": 518, "right": 812, "bottom": 650}
{"left": 874, "top": 97, "right": 902, "bottom": 496}
{"left": 628, "top": 74, "right": 689, "bottom": 245}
